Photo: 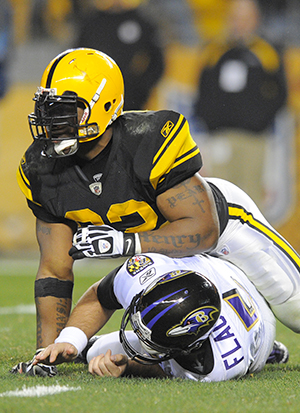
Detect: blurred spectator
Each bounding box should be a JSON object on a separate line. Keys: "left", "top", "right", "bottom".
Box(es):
{"left": 192, "top": 0, "right": 287, "bottom": 211}
{"left": 75, "top": 0, "right": 165, "bottom": 111}
{"left": 0, "top": 0, "right": 13, "bottom": 99}
{"left": 187, "top": 0, "right": 229, "bottom": 43}
{"left": 258, "top": 0, "right": 287, "bottom": 16}
{"left": 29, "top": 0, "right": 76, "bottom": 45}
{"left": 140, "top": 0, "right": 199, "bottom": 47}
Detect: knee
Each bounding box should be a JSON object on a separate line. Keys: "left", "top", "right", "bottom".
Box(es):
{"left": 271, "top": 291, "right": 300, "bottom": 333}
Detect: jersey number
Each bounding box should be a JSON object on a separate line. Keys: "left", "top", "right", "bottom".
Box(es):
{"left": 222, "top": 287, "right": 259, "bottom": 331}
{"left": 65, "top": 200, "right": 158, "bottom": 232}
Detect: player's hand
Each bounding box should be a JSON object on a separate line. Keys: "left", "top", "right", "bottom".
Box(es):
{"left": 10, "top": 348, "right": 58, "bottom": 377}
{"left": 10, "top": 361, "right": 58, "bottom": 377}
{"left": 32, "top": 343, "right": 78, "bottom": 365}
{"left": 88, "top": 349, "right": 128, "bottom": 377}
{"left": 69, "top": 225, "right": 141, "bottom": 260}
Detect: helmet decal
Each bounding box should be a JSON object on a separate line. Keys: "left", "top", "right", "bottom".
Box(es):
{"left": 167, "top": 306, "right": 220, "bottom": 337}
{"left": 141, "top": 288, "right": 189, "bottom": 329}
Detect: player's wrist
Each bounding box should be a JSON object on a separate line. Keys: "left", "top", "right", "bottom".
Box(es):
{"left": 134, "top": 233, "right": 142, "bottom": 254}
{"left": 120, "top": 358, "right": 130, "bottom": 377}
{"left": 123, "top": 233, "right": 141, "bottom": 256}
{"left": 55, "top": 326, "right": 88, "bottom": 355}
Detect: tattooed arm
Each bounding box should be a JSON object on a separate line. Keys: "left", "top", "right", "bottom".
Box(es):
{"left": 139, "top": 174, "right": 220, "bottom": 257}
{"left": 35, "top": 219, "right": 75, "bottom": 348}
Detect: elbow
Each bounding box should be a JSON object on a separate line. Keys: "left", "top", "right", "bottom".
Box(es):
{"left": 205, "top": 223, "right": 219, "bottom": 252}
{"left": 195, "top": 215, "right": 220, "bottom": 254}
{"left": 206, "top": 208, "right": 220, "bottom": 251}
{"left": 181, "top": 218, "right": 219, "bottom": 257}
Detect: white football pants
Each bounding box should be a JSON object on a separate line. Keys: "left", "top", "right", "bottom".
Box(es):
{"left": 206, "top": 177, "right": 300, "bottom": 333}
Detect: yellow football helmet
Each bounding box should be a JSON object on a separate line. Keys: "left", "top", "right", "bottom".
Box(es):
{"left": 28, "top": 48, "right": 124, "bottom": 157}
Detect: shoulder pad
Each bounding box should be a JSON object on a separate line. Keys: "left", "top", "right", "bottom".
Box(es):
{"left": 121, "top": 111, "right": 201, "bottom": 190}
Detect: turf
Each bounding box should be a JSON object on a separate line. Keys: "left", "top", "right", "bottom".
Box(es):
{"left": 1, "top": 258, "right": 300, "bottom": 413}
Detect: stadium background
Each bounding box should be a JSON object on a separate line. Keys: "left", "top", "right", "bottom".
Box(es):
{"left": 1, "top": 0, "right": 300, "bottom": 256}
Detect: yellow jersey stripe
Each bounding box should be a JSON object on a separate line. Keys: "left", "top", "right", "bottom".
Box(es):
{"left": 157, "top": 145, "right": 200, "bottom": 186}
{"left": 228, "top": 204, "right": 300, "bottom": 271}
{"left": 173, "top": 145, "right": 201, "bottom": 169}
{"left": 16, "top": 165, "right": 33, "bottom": 202}
{"left": 150, "top": 117, "right": 198, "bottom": 190}
{"left": 152, "top": 114, "right": 185, "bottom": 166}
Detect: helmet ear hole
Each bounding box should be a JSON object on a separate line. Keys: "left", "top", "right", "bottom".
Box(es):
{"left": 77, "top": 100, "right": 86, "bottom": 110}
{"left": 104, "top": 102, "right": 112, "bottom": 112}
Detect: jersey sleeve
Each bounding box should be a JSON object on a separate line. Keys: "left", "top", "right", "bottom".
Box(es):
{"left": 17, "top": 152, "right": 49, "bottom": 221}
{"left": 17, "top": 153, "right": 36, "bottom": 204}
{"left": 17, "top": 155, "right": 70, "bottom": 225}
{"left": 26, "top": 199, "right": 76, "bottom": 227}
{"left": 97, "top": 267, "right": 123, "bottom": 310}
{"left": 134, "top": 110, "right": 203, "bottom": 195}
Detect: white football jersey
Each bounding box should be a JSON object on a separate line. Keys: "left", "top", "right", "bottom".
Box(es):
{"left": 112, "top": 252, "right": 276, "bottom": 382}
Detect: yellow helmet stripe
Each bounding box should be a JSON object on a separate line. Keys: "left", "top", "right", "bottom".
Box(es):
{"left": 45, "top": 49, "right": 74, "bottom": 88}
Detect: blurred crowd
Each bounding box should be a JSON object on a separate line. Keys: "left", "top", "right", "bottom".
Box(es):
{"left": 3, "top": 0, "right": 300, "bottom": 107}
{"left": 7, "top": 0, "right": 300, "bottom": 47}
{"left": 4, "top": 1, "right": 300, "bottom": 79}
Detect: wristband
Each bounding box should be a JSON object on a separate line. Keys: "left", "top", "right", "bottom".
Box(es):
{"left": 134, "top": 233, "right": 142, "bottom": 254}
{"left": 123, "top": 233, "right": 142, "bottom": 256}
{"left": 55, "top": 326, "right": 88, "bottom": 355}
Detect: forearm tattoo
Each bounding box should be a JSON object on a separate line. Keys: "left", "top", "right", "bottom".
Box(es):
{"left": 139, "top": 179, "right": 215, "bottom": 255}
{"left": 140, "top": 232, "right": 201, "bottom": 249}
{"left": 35, "top": 297, "right": 71, "bottom": 348}
{"left": 56, "top": 299, "right": 70, "bottom": 335}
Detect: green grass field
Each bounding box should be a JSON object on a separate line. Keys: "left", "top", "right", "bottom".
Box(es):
{"left": 1, "top": 257, "right": 300, "bottom": 413}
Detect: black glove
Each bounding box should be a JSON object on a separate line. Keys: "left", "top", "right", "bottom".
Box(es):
{"left": 10, "top": 349, "right": 58, "bottom": 377}
{"left": 10, "top": 362, "right": 58, "bottom": 377}
{"left": 69, "top": 225, "right": 141, "bottom": 260}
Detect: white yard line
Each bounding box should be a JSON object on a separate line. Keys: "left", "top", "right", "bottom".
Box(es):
{"left": 0, "top": 385, "right": 81, "bottom": 398}
{"left": 0, "top": 304, "right": 35, "bottom": 315}
{"left": 0, "top": 257, "right": 126, "bottom": 277}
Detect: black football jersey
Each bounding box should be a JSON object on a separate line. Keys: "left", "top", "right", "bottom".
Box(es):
{"left": 17, "top": 110, "right": 202, "bottom": 233}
